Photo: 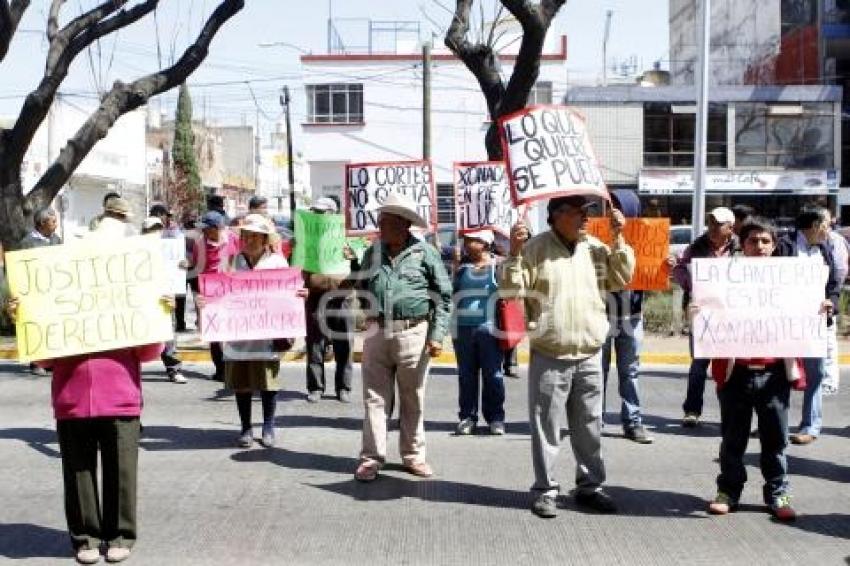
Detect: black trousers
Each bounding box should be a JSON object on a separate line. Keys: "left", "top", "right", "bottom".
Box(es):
{"left": 56, "top": 417, "right": 140, "bottom": 551}
{"left": 716, "top": 363, "right": 791, "bottom": 504}
{"left": 305, "top": 308, "right": 353, "bottom": 394}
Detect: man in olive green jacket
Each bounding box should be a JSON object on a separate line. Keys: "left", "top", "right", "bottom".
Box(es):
{"left": 500, "top": 194, "right": 635, "bottom": 518}
{"left": 348, "top": 193, "right": 452, "bottom": 482}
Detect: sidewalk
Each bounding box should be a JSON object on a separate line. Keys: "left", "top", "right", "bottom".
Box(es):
{"left": 2, "top": 331, "right": 850, "bottom": 365}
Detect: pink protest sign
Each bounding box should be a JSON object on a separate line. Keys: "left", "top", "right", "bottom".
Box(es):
{"left": 199, "top": 268, "right": 306, "bottom": 342}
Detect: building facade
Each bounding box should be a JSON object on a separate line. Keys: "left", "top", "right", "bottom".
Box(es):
{"left": 565, "top": 85, "right": 841, "bottom": 224}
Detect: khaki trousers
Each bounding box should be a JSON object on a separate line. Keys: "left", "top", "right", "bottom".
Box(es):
{"left": 359, "top": 320, "right": 430, "bottom": 465}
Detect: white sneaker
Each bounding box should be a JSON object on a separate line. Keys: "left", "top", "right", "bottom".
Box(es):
{"left": 169, "top": 371, "right": 187, "bottom": 384}
{"left": 75, "top": 547, "right": 101, "bottom": 564}
{"left": 105, "top": 546, "right": 131, "bottom": 563}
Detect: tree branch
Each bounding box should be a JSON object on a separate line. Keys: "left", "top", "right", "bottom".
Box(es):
{"left": 27, "top": 0, "right": 245, "bottom": 208}
{"left": 47, "top": 0, "right": 65, "bottom": 41}
{"left": 0, "top": 0, "right": 30, "bottom": 62}
{"left": 7, "top": 0, "right": 158, "bottom": 168}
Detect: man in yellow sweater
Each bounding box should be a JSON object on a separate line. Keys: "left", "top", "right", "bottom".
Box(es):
{"left": 500, "top": 194, "right": 635, "bottom": 518}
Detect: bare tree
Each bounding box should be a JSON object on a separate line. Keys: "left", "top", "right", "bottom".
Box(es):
{"left": 0, "top": 0, "right": 244, "bottom": 250}
{"left": 445, "top": 0, "right": 567, "bottom": 159}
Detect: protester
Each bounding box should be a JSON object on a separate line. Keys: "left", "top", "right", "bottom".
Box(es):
{"left": 774, "top": 206, "right": 838, "bottom": 445}
{"left": 672, "top": 206, "right": 737, "bottom": 427}
{"left": 731, "top": 204, "right": 755, "bottom": 236}
{"left": 141, "top": 216, "right": 187, "bottom": 384}
{"left": 177, "top": 210, "right": 200, "bottom": 332}
{"left": 452, "top": 229, "right": 505, "bottom": 436}
{"left": 188, "top": 210, "right": 240, "bottom": 381}
{"left": 207, "top": 194, "right": 229, "bottom": 224}
{"left": 18, "top": 207, "right": 63, "bottom": 376}
{"left": 216, "top": 214, "right": 306, "bottom": 448}
{"left": 500, "top": 194, "right": 635, "bottom": 518}
{"left": 5, "top": 217, "right": 168, "bottom": 565}
{"left": 303, "top": 197, "right": 354, "bottom": 403}
{"left": 700, "top": 217, "right": 814, "bottom": 521}
{"left": 348, "top": 192, "right": 452, "bottom": 482}
{"left": 88, "top": 191, "right": 122, "bottom": 231}
{"left": 600, "top": 190, "right": 654, "bottom": 444}
{"left": 248, "top": 195, "right": 269, "bottom": 216}
{"left": 823, "top": 209, "right": 848, "bottom": 395}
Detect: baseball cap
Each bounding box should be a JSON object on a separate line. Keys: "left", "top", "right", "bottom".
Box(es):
{"left": 141, "top": 216, "right": 164, "bottom": 231}
{"left": 547, "top": 194, "right": 599, "bottom": 214}
{"left": 197, "top": 211, "right": 226, "bottom": 229}
{"left": 464, "top": 230, "right": 494, "bottom": 245}
{"left": 708, "top": 206, "right": 735, "bottom": 224}
{"left": 310, "top": 197, "right": 339, "bottom": 213}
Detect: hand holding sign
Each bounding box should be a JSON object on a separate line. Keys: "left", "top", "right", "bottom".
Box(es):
{"left": 610, "top": 208, "right": 626, "bottom": 236}
{"left": 509, "top": 221, "right": 531, "bottom": 257}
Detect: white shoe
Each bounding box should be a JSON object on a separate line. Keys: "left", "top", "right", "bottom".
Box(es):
{"left": 106, "top": 546, "right": 131, "bottom": 563}
{"left": 169, "top": 371, "right": 187, "bottom": 384}
{"left": 75, "top": 547, "right": 101, "bottom": 564}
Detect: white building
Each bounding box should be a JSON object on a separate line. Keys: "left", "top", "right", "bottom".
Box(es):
{"left": 298, "top": 25, "right": 568, "bottom": 231}
{"left": 18, "top": 96, "right": 147, "bottom": 237}
{"left": 257, "top": 122, "right": 310, "bottom": 218}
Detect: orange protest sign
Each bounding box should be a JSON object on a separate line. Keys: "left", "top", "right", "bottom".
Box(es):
{"left": 586, "top": 217, "right": 670, "bottom": 291}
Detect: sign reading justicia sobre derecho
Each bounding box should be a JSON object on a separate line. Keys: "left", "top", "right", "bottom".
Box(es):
{"left": 453, "top": 161, "right": 520, "bottom": 235}
{"left": 498, "top": 105, "right": 607, "bottom": 206}
{"left": 691, "top": 257, "right": 829, "bottom": 359}
{"left": 345, "top": 160, "right": 436, "bottom": 235}
{"left": 199, "top": 268, "right": 306, "bottom": 343}
{"left": 5, "top": 236, "right": 173, "bottom": 362}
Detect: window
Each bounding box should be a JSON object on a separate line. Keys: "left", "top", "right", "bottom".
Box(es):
{"left": 527, "top": 81, "right": 553, "bottom": 106}
{"left": 306, "top": 83, "right": 363, "bottom": 124}
{"left": 734, "top": 103, "right": 834, "bottom": 168}
{"left": 436, "top": 183, "right": 455, "bottom": 224}
{"left": 643, "top": 103, "right": 727, "bottom": 167}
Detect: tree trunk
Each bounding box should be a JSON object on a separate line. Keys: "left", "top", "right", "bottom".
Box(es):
{"left": 0, "top": 153, "right": 29, "bottom": 251}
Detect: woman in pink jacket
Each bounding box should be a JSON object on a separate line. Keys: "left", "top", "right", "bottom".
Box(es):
{"left": 7, "top": 301, "right": 165, "bottom": 564}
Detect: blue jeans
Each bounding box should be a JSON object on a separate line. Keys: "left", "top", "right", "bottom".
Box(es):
{"left": 683, "top": 334, "right": 710, "bottom": 415}
{"left": 453, "top": 324, "right": 505, "bottom": 424}
{"left": 800, "top": 357, "right": 824, "bottom": 436}
{"left": 601, "top": 315, "right": 643, "bottom": 430}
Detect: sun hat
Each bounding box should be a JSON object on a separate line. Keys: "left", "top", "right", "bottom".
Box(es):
{"left": 377, "top": 192, "right": 429, "bottom": 228}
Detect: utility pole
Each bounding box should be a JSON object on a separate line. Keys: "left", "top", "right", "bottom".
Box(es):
{"left": 602, "top": 9, "right": 613, "bottom": 87}
{"left": 422, "top": 40, "right": 432, "bottom": 160}
{"left": 281, "top": 86, "right": 296, "bottom": 225}
{"left": 691, "top": 0, "right": 710, "bottom": 238}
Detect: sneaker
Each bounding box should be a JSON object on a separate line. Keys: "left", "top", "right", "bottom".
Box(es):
{"left": 682, "top": 413, "right": 700, "bottom": 428}
{"left": 29, "top": 364, "right": 48, "bottom": 377}
{"left": 624, "top": 425, "right": 654, "bottom": 444}
{"left": 489, "top": 421, "right": 506, "bottom": 435}
{"left": 354, "top": 461, "right": 380, "bottom": 482}
{"left": 168, "top": 371, "right": 187, "bottom": 384}
{"left": 404, "top": 460, "right": 434, "bottom": 477}
{"left": 789, "top": 433, "right": 816, "bottom": 445}
{"left": 105, "top": 546, "right": 131, "bottom": 563}
{"left": 455, "top": 418, "right": 475, "bottom": 435}
{"left": 337, "top": 390, "right": 352, "bottom": 404}
{"left": 237, "top": 429, "right": 253, "bottom": 448}
{"left": 75, "top": 547, "right": 101, "bottom": 564}
{"left": 575, "top": 489, "right": 618, "bottom": 514}
{"left": 306, "top": 391, "right": 322, "bottom": 403}
{"left": 531, "top": 493, "right": 558, "bottom": 518}
{"left": 708, "top": 491, "right": 738, "bottom": 515}
{"left": 768, "top": 494, "right": 797, "bottom": 522}
{"left": 259, "top": 426, "right": 275, "bottom": 448}
{"left": 504, "top": 367, "right": 520, "bottom": 379}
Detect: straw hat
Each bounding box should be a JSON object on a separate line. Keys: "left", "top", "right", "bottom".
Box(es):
{"left": 377, "top": 192, "right": 428, "bottom": 228}
{"left": 241, "top": 213, "right": 273, "bottom": 235}
{"left": 104, "top": 196, "right": 134, "bottom": 218}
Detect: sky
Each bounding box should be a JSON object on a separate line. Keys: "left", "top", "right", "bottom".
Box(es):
{"left": 0, "top": 0, "right": 669, "bottom": 138}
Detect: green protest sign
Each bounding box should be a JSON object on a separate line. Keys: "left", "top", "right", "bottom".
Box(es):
{"left": 292, "top": 210, "right": 350, "bottom": 274}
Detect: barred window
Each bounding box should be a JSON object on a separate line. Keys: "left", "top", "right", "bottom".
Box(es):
{"left": 306, "top": 83, "right": 363, "bottom": 124}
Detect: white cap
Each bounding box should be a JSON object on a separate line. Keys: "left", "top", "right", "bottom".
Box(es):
{"left": 464, "top": 229, "right": 494, "bottom": 245}
{"left": 310, "top": 197, "right": 339, "bottom": 213}
{"left": 708, "top": 206, "right": 735, "bottom": 224}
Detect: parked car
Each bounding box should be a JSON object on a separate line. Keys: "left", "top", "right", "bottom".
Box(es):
{"left": 669, "top": 224, "right": 692, "bottom": 259}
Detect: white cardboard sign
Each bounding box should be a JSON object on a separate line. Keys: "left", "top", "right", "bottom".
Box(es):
{"left": 453, "top": 161, "right": 519, "bottom": 236}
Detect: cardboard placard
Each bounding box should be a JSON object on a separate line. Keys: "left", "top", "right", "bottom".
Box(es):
{"left": 345, "top": 160, "right": 436, "bottom": 235}
{"left": 453, "top": 161, "right": 519, "bottom": 236}
{"left": 586, "top": 217, "right": 671, "bottom": 291}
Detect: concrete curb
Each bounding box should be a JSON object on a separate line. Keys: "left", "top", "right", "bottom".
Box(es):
{"left": 1, "top": 347, "right": 847, "bottom": 366}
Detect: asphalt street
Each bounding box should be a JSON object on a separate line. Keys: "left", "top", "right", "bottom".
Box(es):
{"left": 0, "top": 360, "right": 847, "bottom": 565}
